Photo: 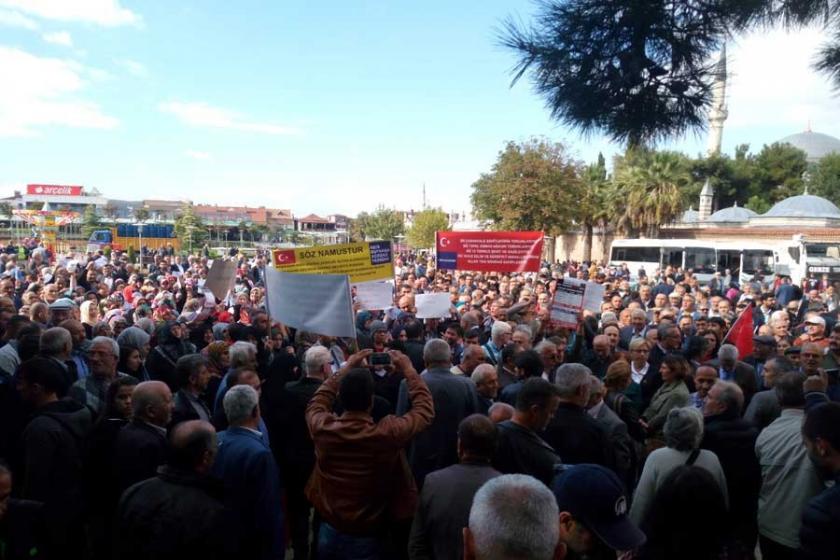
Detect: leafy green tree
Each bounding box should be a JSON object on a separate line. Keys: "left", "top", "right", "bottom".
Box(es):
{"left": 81, "top": 205, "right": 103, "bottom": 238}
{"left": 354, "top": 206, "right": 404, "bottom": 241}
{"left": 579, "top": 154, "right": 610, "bottom": 262}
{"left": 501, "top": 0, "right": 840, "bottom": 145}
{"left": 133, "top": 206, "right": 150, "bottom": 222}
{"left": 471, "top": 138, "right": 582, "bottom": 235}
{"left": 0, "top": 202, "right": 13, "bottom": 220}
{"left": 751, "top": 142, "right": 808, "bottom": 205}
{"left": 612, "top": 149, "right": 691, "bottom": 236}
{"left": 808, "top": 153, "right": 840, "bottom": 205}
{"left": 407, "top": 209, "right": 450, "bottom": 249}
{"left": 174, "top": 204, "right": 208, "bottom": 253}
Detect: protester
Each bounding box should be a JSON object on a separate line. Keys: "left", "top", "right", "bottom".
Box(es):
{"left": 170, "top": 354, "right": 212, "bottom": 426}
{"left": 630, "top": 407, "right": 728, "bottom": 525}
{"left": 470, "top": 363, "right": 499, "bottom": 415}
{"left": 799, "top": 402, "right": 840, "bottom": 559}
{"left": 744, "top": 356, "right": 793, "bottom": 429}
{"left": 116, "top": 420, "right": 230, "bottom": 560}
{"left": 306, "top": 350, "right": 433, "bottom": 558}
{"left": 213, "top": 385, "right": 285, "bottom": 560}
{"left": 641, "top": 355, "right": 690, "bottom": 448}
{"left": 755, "top": 372, "right": 823, "bottom": 558}
{"left": 408, "top": 414, "right": 500, "bottom": 560}
{"left": 463, "top": 474, "right": 559, "bottom": 560}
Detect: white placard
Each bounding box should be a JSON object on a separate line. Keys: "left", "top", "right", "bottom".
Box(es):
{"left": 415, "top": 292, "right": 452, "bottom": 319}
{"left": 265, "top": 267, "right": 356, "bottom": 338}
{"left": 354, "top": 281, "right": 394, "bottom": 310}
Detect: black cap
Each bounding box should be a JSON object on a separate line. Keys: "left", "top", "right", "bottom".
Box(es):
{"left": 552, "top": 464, "right": 646, "bottom": 551}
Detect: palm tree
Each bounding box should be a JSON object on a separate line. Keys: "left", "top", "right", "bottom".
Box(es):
{"left": 612, "top": 150, "right": 690, "bottom": 237}
{"left": 579, "top": 155, "right": 611, "bottom": 261}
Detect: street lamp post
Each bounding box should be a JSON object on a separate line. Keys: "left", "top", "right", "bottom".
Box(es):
{"left": 133, "top": 222, "right": 145, "bottom": 269}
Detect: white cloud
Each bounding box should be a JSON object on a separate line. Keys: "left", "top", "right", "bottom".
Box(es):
{"left": 0, "top": 8, "right": 38, "bottom": 29}
{"left": 185, "top": 149, "right": 210, "bottom": 160}
{"left": 42, "top": 31, "right": 72, "bottom": 47}
{"left": 159, "top": 101, "right": 299, "bottom": 135}
{"left": 725, "top": 26, "right": 840, "bottom": 130}
{"left": 0, "top": 0, "right": 140, "bottom": 27}
{"left": 113, "top": 57, "right": 147, "bottom": 77}
{"left": 0, "top": 46, "right": 119, "bottom": 137}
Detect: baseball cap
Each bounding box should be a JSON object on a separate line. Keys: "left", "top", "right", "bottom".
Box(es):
{"left": 48, "top": 297, "right": 76, "bottom": 310}
{"left": 753, "top": 335, "right": 777, "bottom": 346}
{"left": 805, "top": 316, "right": 826, "bottom": 327}
{"left": 552, "top": 464, "right": 646, "bottom": 551}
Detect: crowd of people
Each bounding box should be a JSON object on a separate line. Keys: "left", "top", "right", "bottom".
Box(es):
{"left": 0, "top": 239, "right": 839, "bottom": 560}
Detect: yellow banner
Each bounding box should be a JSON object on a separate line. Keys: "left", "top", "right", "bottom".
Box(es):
{"left": 271, "top": 241, "right": 394, "bottom": 283}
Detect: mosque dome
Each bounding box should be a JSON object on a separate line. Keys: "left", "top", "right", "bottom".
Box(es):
{"left": 707, "top": 203, "right": 757, "bottom": 223}
{"left": 681, "top": 207, "right": 699, "bottom": 223}
{"left": 777, "top": 130, "right": 840, "bottom": 162}
{"left": 763, "top": 193, "right": 840, "bottom": 219}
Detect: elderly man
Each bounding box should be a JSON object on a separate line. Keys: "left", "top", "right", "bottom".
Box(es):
{"left": 116, "top": 421, "right": 230, "bottom": 560}
{"left": 796, "top": 314, "right": 830, "bottom": 349}
{"left": 481, "top": 321, "right": 511, "bottom": 366}
{"left": 755, "top": 372, "right": 824, "bottom": 558}
{"left": 487, "top": 402, "right": 514, "bottom": 424}
{"left": 213, "top": 385, "right": 285, "bottom": 560}
{"left": 112, "top": 381, "right": 174, "bottom": 492}
{"left": 534, "top": 339, "right": 560, "bottom": 383}
{"left": 47, "top": 297, "right": 75, "bottom": 326}
{"left": 689, "top": 365, "right": 718, "bottom": 410}
{"left": 170, "top": 354, "right": 212, "bottom": 427}
{"left": 69, "top": 336, "right": 134, "bottom": 414}
{"left": 451, "top": 344, "right": 485, "bottom": 376}
{"left": 587, "top": 375, "right": 634, "bottom": 489}
{"left": 702, "top": 381, "right": 761, "bottom": 559}
{"left": 581, "top": 335, "right": 617, "bottom": 379}
{"left": 620, "top": 308, "right": 648, "bottom": 350}
{"left": 769, "top": 309, "right": 792, "bottom": 344}
{"left": 543, "top": 364, "right": 612, "bottom": 469}
{"left": 59, "top": 319, "right": 90, "bottom": 380}
{"left": 464, "top": 474, "right": 559, "bottom": 560}
{"left": 706, "top": 344, "right": 757, "bottom": 406}
{"left": 409, "top": 415, "right": 501, "bottom": 560}
{"left": 40, "top": 327, "right": 77, "bottom": 392}
{"left": 745, "top": 356, "right": 794, "bottom": 429}
{"left": 470, "top": 364, "right": 499, "bottom": 415}
{"left": 212, "top": 340, "right": 258, "bottom": 412}
{"left": 801, "top": 342, "right": 826, "bottom": 380}
{"left": 745, "top": 335, "right": 778, "bottom": 390}
{"left": 398, "top": 339, "right": 480, "bottom": 486}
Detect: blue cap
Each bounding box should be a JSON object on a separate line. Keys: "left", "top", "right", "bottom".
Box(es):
{"left": 552, "top": 464, "right": 646, "bottom": 551}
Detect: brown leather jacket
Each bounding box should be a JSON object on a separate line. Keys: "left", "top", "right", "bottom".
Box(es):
{"left": 305, "top": 366, "right": 434, "bottom": 536}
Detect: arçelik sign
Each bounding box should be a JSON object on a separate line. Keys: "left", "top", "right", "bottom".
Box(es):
{"left": 26, "top": 184, "right": 84, "bottom": 196}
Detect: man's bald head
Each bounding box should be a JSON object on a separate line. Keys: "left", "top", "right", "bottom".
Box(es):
{"left": 168, "top": 420, "right": 217, "bottom": 473}
{"left": 132, "top": 381, "right": 173, "bottom": 427}
{"left": 488, "top": 402, "right": 514, "bottom": 424}
{"left": 593, "top": 334, "right": 610, "bottom": 358}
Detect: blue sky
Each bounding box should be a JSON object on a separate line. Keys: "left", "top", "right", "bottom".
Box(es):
{"left": 1, "top": 1, "right": 838, "bottom": 217}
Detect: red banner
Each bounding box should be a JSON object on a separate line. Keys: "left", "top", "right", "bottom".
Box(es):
{"left": 26, "top": 184, "right": 83, "bottom": 196}
{"left": 723, "top": 303, "right": 755, "bottom": 359}
{"left": 436, "top": 231, "right": 544, "bottom": 272}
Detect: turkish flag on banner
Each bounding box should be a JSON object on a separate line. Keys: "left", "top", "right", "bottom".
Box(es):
{"left": 723, "top": 303, "right": 754, "bottom": 358}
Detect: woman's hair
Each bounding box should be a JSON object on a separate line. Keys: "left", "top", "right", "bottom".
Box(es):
{"left": 664, "top": 407, "right": 704, "bottom": 451}
{"left": 641, "top": 465, "right": 728, "bottom": 560}
{"left": 604, "top": 359, "right": 631, "bottom": 390}
{"left": 118, "top": 344, "right": 142, "bottom": 376}
{"left": 662, "top": 354, "right": 688, "bottom": 381}
{"left": 101, "top": 375, "right": 139, "bottom": 420}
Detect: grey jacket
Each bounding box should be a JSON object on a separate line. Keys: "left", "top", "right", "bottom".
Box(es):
{"left": 743, "top": 389, "right": 781, "bottom": 430}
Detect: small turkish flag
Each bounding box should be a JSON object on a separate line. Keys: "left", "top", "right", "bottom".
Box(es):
{"left": 275, "top": 250, "right": 296, "bottom": 266}
{"left": 723, "top": 303, "right": 754, "bottom": 358}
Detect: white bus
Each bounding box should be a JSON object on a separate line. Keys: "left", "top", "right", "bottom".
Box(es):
{"left": 608, "top": 238, "right": 803, "bottom": 285}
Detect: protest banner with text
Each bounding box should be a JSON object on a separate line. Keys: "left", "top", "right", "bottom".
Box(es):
{"left": 435, "top": 231, "right": 544, "bottom": 273}
{"left": 272, "top": 241, "right": 394, "bottom": 283}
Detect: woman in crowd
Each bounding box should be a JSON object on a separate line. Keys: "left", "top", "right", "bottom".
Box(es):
{"left": 635, "top": 465, "right": 729, "bottom": 560}
{"left": 631, "top": 407, "right": 728, "bottom": 526}
{"left": 118, "top": 344, "right": 149, "bottom": 382}
{"left": 604, "top": 360, "right": 645, "bottom": 443}
{"left": 641, "top": 355, "right": 691, "bottom": 449}
{"left": 80, "top": 299, "right": 101, "bottom": 339}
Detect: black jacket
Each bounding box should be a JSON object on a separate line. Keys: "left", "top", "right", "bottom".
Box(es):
{"left": 0, "top": 499, "right": 46, "bottom": 560}
{"left": 112, "top": 420, "right": 169, "bottom": 493}
{"left": 493, "top": 420, "right": 560, "bottom": 486}
{"left": 170, "top": 390, "right": 210, "bottom": 428}
{"left": 404, "top": 340, "right": 426, "bottom": 374}
{"left": 701, "top": 411, "right": 760, "bottom": 548}
{"left": 116, "top": 466, "right": 232, "bottom": 560}
{"left": 263, "top": 376, "right": 321, "bottom": 489}
{"left": 542, "top": 402, "right": 612, "bottom": 470}
{"left": 408, "top": 462, "right": 500, "bottom": 560}
{"left": 799, "top": 473, "right": 840, "bottom": 560}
